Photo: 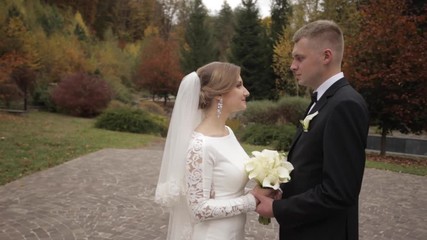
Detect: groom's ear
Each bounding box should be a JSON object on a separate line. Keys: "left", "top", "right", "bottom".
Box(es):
{"left": 323, "top": 49, "right": 333, "bottom": 64}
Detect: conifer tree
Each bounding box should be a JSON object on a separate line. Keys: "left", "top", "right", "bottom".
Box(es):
{"left": 270, "top": 0, "right": 292, "bottom": 42}
{"left": 180, "top": 0, "right": 215, "bottom": 74}
{"left": 230, "top": 0, "right": 275, "bottom": 100}
{"left": 213, "top": 1, "right": 235, "bottom": 61}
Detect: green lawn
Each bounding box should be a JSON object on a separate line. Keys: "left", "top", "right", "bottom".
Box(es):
{"left": 0, "top": 111, "right": 425, "bottom": 186}
{"left": 366, "top": 160, "right": 426, "bottom": 176}
{"left": 0, "top": 111, "right": 160, "bottom": 185}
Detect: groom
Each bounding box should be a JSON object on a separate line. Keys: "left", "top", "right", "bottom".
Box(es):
{"left": 254, "top": 20, "right": 369, "bottom": 240}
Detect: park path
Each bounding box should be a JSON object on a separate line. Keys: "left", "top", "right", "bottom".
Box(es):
{"left": 0, "top": 142, "right": 426, "bottom": 240}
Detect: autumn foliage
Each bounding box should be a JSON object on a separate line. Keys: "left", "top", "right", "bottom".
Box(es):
{"left": 52, "top": 72, "right": 113, "bottom": 117}
{"left": 0, "top": 52, "right": 28, "bottom": 107}
{"left": 135, "top": 36, "right": 183, "bottom": 103}
{"left": 344, "top": 0, "right": 427, "bottom": 154}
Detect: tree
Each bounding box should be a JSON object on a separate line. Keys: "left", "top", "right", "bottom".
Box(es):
{"left": 273, "top": 27, "right": 302, "bottom": 96}
{"left": 294, "top": 0, "right": 322, "bottom": 20}
{"left": 180, "top": 0, "right": 215, "bottom": 74}
{"left": 408, "top": 0, "right": 427, "bottom": 32}
{"left": 317, "top": 0, "right": 360, "bottom": 37}
{"left": 272, "top": 1, "right": 309, "bottom": 97}
{"left": 230, "top": 0, "right": 276, "bottom": 100}
{"left": 270, "top": 0, "right": 292, "bottom": 42}
{"left": 156, "top": 0, "right": 181, "bottom": 39}
{"left": 266, "top": 0, "right": 293, "bottom": 100}
{"left": 136, "top": 36, "right": 183, "bottom": 104}
{"left": 0, "top": 19, "right": 27, "bottom": 86}
{"left": 344, "top": 0, "right": 427, "bottom": 155}
{"left": 212, "top": 1, "right": 235, "bottom": 61}
{"left": 74, "top": 11, "right": 91, "bottom": 41}
{"left": 104, "top": 0, "right": 157, "bottom": 43}
{"left": 0, "top": 80, "right": 21, "bottom": 108}
{"left": 109, "top": 0, "right": 135, "bottom": 43}
{"left": 92, "top": 0, "right": 115, "bottom": 39}
{"left": 171, "top": 0, "right": 192, "bottom": 51}
{"left": 42, "top": 0, "right": 99, "bottom": 31}
{"left": 11, "top": 65, "right": 36, "bottom": 111}
{"left": 37, "top": 34, "right": 88, "bottom": 83}
{"left": 0, "top": 5, "right": 39, "bottom": 108}
{"left": 273, "top": 0, "right": 360, "bottom": 97}
{"left": 38, "top": 3, "right": 65, "bottom": 37}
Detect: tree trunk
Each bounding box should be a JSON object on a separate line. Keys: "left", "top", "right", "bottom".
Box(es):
{"left": 23, "top": 88, "right": 27, "bottom": 111}
{"left": 163, "top": 93, "right": 168, "bottom": 106}
{"left": 380, "top": 127, "right": 387, "bottom": 156}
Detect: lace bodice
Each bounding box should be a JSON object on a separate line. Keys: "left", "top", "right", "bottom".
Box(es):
{"left": 185, "top": 127, "right": 256, "bottom": 225}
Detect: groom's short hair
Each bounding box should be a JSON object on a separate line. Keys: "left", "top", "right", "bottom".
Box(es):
{"left": 293, "top": 20, "right": 344, "bottom": 64}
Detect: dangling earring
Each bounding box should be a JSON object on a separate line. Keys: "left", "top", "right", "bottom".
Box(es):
{"left": 216, "top": 97, "right": 223, "bottom": 118}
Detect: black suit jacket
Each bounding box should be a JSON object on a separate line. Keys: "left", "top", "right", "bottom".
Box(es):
{"left": 273, "top": 78, "right": 369, "bottom": 240}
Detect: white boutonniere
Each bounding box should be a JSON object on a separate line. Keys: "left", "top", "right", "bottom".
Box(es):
{"left": 300, "top": 111, "right": 319, "bottom": 132}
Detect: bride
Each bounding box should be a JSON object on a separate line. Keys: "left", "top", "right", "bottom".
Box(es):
{"left": 155, "top": 62, "right": 270, "bottom": 239}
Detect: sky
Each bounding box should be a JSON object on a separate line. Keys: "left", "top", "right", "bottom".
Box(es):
{"left": 202, "top": 0, "right": 271, "bottom": 18}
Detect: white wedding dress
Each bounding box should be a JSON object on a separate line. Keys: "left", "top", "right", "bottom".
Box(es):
{"left": 184, "top": 126, "right": 256, "bottom": 240}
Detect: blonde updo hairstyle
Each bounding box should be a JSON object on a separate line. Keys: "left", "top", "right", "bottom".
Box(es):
{"left": 196, "top": 62, "right": 241, "bottom": 110}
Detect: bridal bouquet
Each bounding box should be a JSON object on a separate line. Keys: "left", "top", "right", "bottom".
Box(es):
{"left": 245, "top": 149, "right": 294, "bottom": 225}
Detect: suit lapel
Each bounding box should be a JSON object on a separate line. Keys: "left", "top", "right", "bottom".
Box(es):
{"left": 288, "top": 127, "right": 303, "bottom": 157}
{"left": 288, "top": 78, "right": 350, "bottom": 158}
{"left": 309, "top": 78, "right": 349, "bottom": 114}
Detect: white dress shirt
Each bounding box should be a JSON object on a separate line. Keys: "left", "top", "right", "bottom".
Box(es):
{"left": 308, "top": 72, "right": 344, "bottom": 113}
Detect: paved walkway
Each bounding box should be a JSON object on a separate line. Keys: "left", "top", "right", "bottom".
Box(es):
{"left": 0, "top": 143, "right": 426, "bottom": 240}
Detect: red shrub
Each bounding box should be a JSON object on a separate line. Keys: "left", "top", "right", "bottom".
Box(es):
{"left": 52, "top": 72, "right": 113, "bottom": 117}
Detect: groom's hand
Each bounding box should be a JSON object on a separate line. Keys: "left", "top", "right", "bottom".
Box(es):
{"left": 251, "top": 185, "right": 274, "bottom": 197}
{"left": 254, "top": 193, "right": 274, "bottom": 218}
{"left": 273, "top": 190, "right": 282, "bottom": 200}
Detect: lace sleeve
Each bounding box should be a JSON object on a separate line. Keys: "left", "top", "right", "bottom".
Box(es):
{"left": 185, "top": 136, "right": 256, "bottom": 223}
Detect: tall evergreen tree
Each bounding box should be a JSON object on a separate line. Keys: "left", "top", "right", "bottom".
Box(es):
{"left": 230, "top": 0, "right": 275, "bottom": 100}
{"left": 180, "top": 0, "right": 215, "bottom": 74}
{"left": 213, "top": 1, "right": 235, "bottom": 61}
{"left": 270, "top": 0, "right": 292, "bottom": 42}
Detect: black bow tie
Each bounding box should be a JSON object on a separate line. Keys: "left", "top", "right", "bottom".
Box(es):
{"left": 311, "top": 92, "right": 318, "bottom": 103}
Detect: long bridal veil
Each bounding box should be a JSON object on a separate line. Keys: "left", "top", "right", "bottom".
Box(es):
{"left": 155, "top": 72, "right": 202, "bottom": 239}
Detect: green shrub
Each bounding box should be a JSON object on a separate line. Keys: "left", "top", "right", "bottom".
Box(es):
{"left": 106, "top": 100, "right": 129, "bottom": 109}
{"left": 271, "top": 124, "right": 297, "bottom": 151}
{"left": 238, "top": 123, "right": 296, "bottom": 151}
{"left": 240, "top": 100, "right": 279, "bottom": 125}
{"left": 32, "top": 84, "right": 53, "bottom": 109}
{"left": 105, "top": 76, "right": 133, "bottom": 104}
{"left": 148, "top": 113, "right": 169, "bottom": 137}
{"left": 95, "top": 107, "right": 167, "bottom": 136}
{"left": 276, "top": 96, "right": 310, "bottom": 125}
{"left": 238, "top": 97, "right": 309, "bottom": 126}
{"left": 139, "top": 100, "right": 166, "bottom": 115}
